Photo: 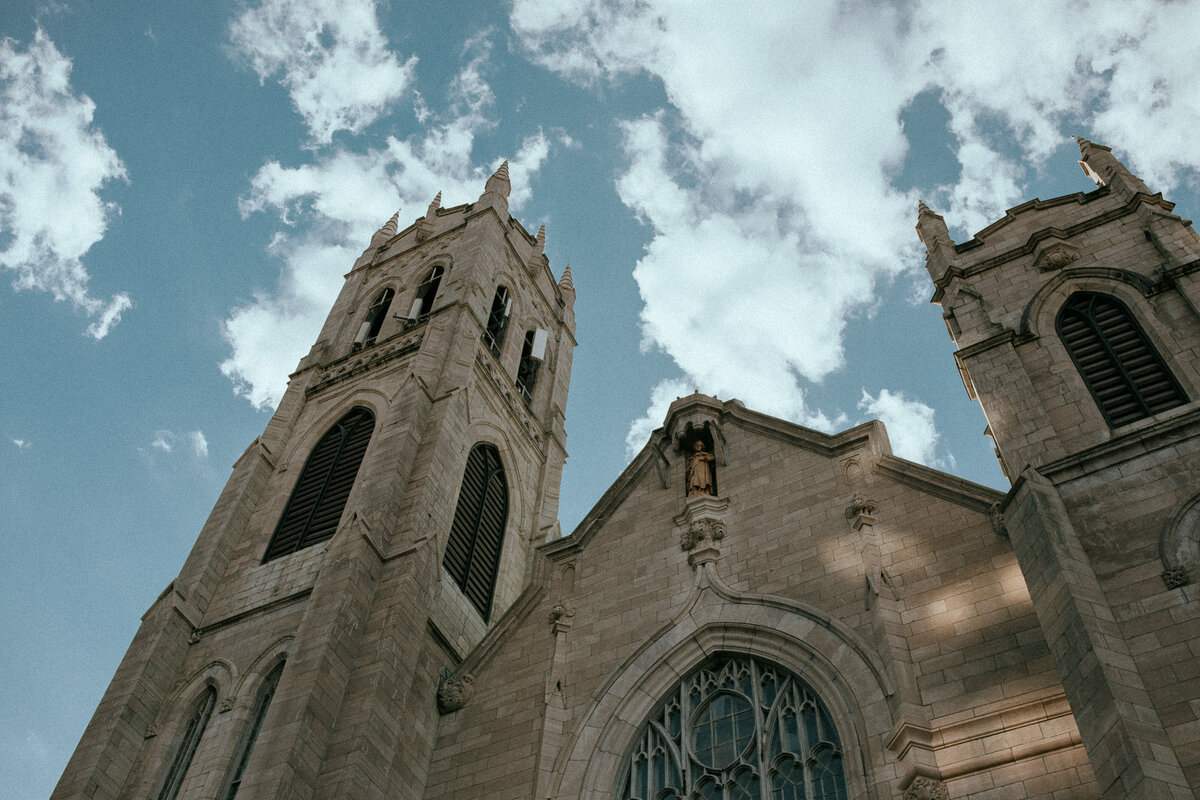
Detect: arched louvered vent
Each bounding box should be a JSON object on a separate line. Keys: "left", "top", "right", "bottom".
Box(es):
{"left": 1057, "top": 292, "right": 1186, "bottom": 427}
{"left": 443, "top": 443, "right": 508, "bottom": 620}
{"left": 263, "top": 407, "right": 375, "bottom": 562}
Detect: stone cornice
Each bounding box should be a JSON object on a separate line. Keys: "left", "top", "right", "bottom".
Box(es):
{"left": 875, "top": 454, "right": 1004, "bottom": 514}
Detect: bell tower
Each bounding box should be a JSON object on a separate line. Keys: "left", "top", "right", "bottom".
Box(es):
{"left": 52, "top": 163, "right": 577, "bottom": 800}
{"left": 921, "top": 139, "right": 1200, "bottom": 798}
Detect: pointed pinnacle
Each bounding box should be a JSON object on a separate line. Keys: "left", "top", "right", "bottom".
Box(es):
{"left": 536, "top": 223, "right": 546, "bottom": 252}
{"left": 426, "top": 191, "right": 442, "bottom": 218}
{"left": 380, "top": 210, "right": 400, "bottom": 237}
{"left": 558, "top": 263, "right": 574, "bottom": 292}
{"left": 493, "top": 159, "right": 510, "bottom": 182}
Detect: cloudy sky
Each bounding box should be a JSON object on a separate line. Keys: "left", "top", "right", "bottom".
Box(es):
{"left": 4, "top": 1, "right": 1200, "bottom": 796}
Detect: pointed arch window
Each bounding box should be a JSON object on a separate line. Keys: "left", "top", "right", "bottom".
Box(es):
{"left": 484, "top": 286, "right": 511, "bottom": 357}
{"left": 353, "top": 288, "right": 394, "bottom": 350}
{"left": 443, "top": 443, "right": 508, "bottom": 620}
{"left": 617, "top": 655, "right": 848, "bottom": 800}
{"left": 155, "top": 687, "right": 217, "bottom": 800}
{"left": 412, "top": 265, "right": 444, "bottom": 317}
{"left": 1057, "top": 292, "right": 1186, "bottom": 427}
{"left": 263, "top": 407, "right": 375, "bottom": 562}
{"left": 222, "top": 661, "right": 284, "bottom": 800}
{"left": 516, "top": 329, "right": 546, "bottom": 404}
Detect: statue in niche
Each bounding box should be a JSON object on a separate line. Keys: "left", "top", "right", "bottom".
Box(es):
{"left": 686, "top": 439, "right": 716, "bottom": 497}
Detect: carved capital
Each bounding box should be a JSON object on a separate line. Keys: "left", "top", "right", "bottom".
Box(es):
{"left": 680, "top": 519, "right": 726, "bottom": 551}
{"left": 1033, "top": 239, "right": 1080, "bottom": 272}
{"left": 187, "top": 629, "right": 202, "bottom": 645}
{"left": 1163, "top": 565, "right": 1190, "bottom": 590}
{"left": 218, "top": 697, "right": 235, "bottom": 713}
{"left": 549, "top": 601, "right": 576, "bottom": 631}
{"left": 845, "top": 492, "right": 877, "bottom": 520}
{"left": 144, "top": 723, "right": 159, "bottom": 739}
{"left": 437, "top": 673, "right": 475, "bottom": 714}
{"left": 903, "top": 776, "right": 949, "bottom": 800}
{"left": 989, "top": 502, "right": 1008, "bottom": 537}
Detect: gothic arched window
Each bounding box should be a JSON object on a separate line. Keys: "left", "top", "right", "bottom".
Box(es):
{"left": 483, "top": 286, "right": 511, "bottom": 356}
{"left": 263, "top": 407, "right": 375, "bottom": 562}
{"left": 222, "top": 661, "right": 284, "bottom": 800}
{"left": 354, "top": 288, "right": 394, "bottom": 349}
{"left": 515, "top": 329, "right": 544, "bottom": 404}
{"left": 414, "top": 265, "right": 444, "bottom": 316}
{"left": 617, "top": 654, "right": 848, "bottom": 800}
{"left": 155, "top": 686, "right": 217, "bottom": 800}
{"left": 443, "top": 443, "right": 508, "bottom": 620}
{"left": 1057, "top": 292, "right": 1186, "bottom": 427}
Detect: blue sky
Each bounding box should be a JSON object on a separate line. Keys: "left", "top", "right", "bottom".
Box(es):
{"left": 4, "top": 2, "right": 1200, "bottom": 797}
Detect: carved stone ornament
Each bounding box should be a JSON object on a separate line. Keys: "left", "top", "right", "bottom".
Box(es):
{"left": 903, "top": 776, "right": 949, "bottom": 800}
{"left": 187, "top": 629, "right": 202, "bottom": 645}
{"left": 548, "top": 601, "right": 576, "bottom": 627}
{"left": 1033, "top": 241, "right": 1080, "bottom": 272}
{"left": 989, "top": 502, "right": 1008, "bottom": 537}
{"left": 844, "top": 492, "right": 878, "bottom": 521}
{"left": 219, "top": 696, "right": 235, "bottom": 713}
{"left": 437, "top": 673, "right": 475, "bottom": 714}
{"left": 144, "top": 723, "right": 160, "bottom": 739}
{"left": 1163, "top": 565, "right": 1190, "bottom": 590}
{"left": 680, "top": 519, "right": 726, "bottom": 551}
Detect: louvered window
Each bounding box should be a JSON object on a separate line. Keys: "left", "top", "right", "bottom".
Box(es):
{"left": 516, "top": 330, "right": 540, "bottom": 404}
{"left": 223, "top": 662, "right": 284, "bottom": 800}
{"left": 617, "top": 654, "right": 848, "bottom": 800}
{"left": 1057, "top": 292, "right": 1186, "bottom": 427}
{"left": 415, "top": 266, "right": 443, "bottom": 316}
{"left": 484, "top": 286, "right": 511, "bottom": 357}
{"left": 156, "top": 687, "right": 216, "bottom": 800}
{"left": 443, "top": 443, "right": 508, "bottom": 620}
{"left": 263, "top": 407, "right": 375, "bottom": 562}
{"left": 353, "top": 288, "right": 394, "bottom": 350}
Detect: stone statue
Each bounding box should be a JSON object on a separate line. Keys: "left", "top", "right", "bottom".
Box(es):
{"left": 686, "top": 440, "right": 715, "bottom": 497}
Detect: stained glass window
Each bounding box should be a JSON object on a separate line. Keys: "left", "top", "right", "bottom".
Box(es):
{"left": 617, "top": 655, "right": 848, "bottom": 800}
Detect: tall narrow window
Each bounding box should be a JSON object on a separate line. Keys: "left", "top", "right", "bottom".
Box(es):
{"left": 223, "top": 662, "right": 284, "bottom": 800}
{"left": 483, "top": 286, "right": 511, "bottom": 356}
{"left": 353, "top": 288, "right": 394, "bottom": 350}
{"left": 1057, "top": 292, "right": 1186, "bottom": 427}
{"left": 411, "top": 265, "right": 443, "bottom": 317}
{"left": 516, "top": 329, "right": 546, "bottom": 404}
{"left": 443, "top": 443, "right": 508, "bottom": 620}
{"left": 263, "top": 407, "right": 375, "bottom": 562}
{"left": 617, "top": 655, "right": 849, "bottom": 800}
{"left": 156, "top": 687, "right": 217, "bottom": 800}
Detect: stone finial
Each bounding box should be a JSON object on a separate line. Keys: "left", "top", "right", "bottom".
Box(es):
{"left": 437, "top": 673, "right": 475, "bottom": 714}
{"left": 370, "top": 210, "right": 400, "bottom": 248}
{"left": 535, "top": 223, "right": 546, "bottom": 254}
{"left": 484, "top": 159, "right": 511, "bottom": 197}
{"left": 426, "top": 191, "right": 442, "bottom": 218}
{"left": 915, "top": 200, "right": 955, "bottom": 284}
{"left": 558, "top": 264, "right": 574, "bottom": 292}
{"left": 1075, "top": 135, "right": 1149, "bottom": 196}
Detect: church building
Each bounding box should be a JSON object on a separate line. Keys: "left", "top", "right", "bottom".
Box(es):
{"left": 51, "top": 139, "right": 1200, "bottom": 800}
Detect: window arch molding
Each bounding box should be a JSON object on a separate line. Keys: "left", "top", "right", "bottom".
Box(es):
{"left": 552, "top": 610, "right": 889, "bottom": 800}
{"left": 1160, "top": 490, "right": 1200, "bottom": 585}
{"left": 352, "top": 283, "right": 399, "bottom": 347}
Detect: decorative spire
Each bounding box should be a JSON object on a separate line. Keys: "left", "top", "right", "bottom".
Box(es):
{"left": 535, "top": 223, "right": 546, "bottom": 255}
{"left": 426, "top": 191, "right": 442, "bottom": 218}
{"left": 915, "top": 200, "right": 955, "bottom": 284}
{"left": 484, "top": 159, "right": 511, "bottom": 198}
{"left": 1074, "top": 135, "right": 1148, "bottom": 196}
{"left": 370, "top": 210, "right": 400, "bottom": 246}
{"left": 558, "top": 263, "right": 574, "bottom": 293}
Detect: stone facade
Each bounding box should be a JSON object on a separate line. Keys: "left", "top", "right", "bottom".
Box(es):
{"left": 52, "top": 142, "right": 1200, "bottom": 800}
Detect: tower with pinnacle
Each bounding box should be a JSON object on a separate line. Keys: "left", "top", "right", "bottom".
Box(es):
{"left": 52, "top": 163, "right": 577, "bottom": 800}
{"left": 921, "top": 138, "right": 1200, "bottom": 798}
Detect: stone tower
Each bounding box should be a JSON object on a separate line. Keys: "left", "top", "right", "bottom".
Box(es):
{"left": 921, "top": 139, "right": 1200, "bottom": 799}
{"left": 52, "top": 163, "right": 576, "bottom": 800}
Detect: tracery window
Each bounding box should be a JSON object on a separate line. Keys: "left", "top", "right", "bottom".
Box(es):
{"left": 263, "top": 407, "right": 375, "bottom": 562}
{"left": 617, "top": 655, "right": 848, "bottom": 800}
{"left": 1057, "top": 291, "right": 1186, "bottom": 427}
{"left": 484, "top": 286, "right": 511, "bottom": 356}
{"left": 155, "top": 686, "right": 216, "bottom": 800}
{"left": 222, "top": 661, "right": 284, "bottom": 800}
{"left": 442, "top": 443, "right": 508, "bottom": 620}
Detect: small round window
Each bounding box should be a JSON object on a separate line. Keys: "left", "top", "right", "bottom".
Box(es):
{"left": 690, "top": 691, "right": 755, "bottom": 769}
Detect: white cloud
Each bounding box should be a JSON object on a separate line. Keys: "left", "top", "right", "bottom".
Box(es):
{"left": 0, "top": 29, "right": 130, "bottom": 339}
{"left": 11, "top": 438, "right": 31, "bottom": 451}
{"left": 222, "top": 33, "right": 558, "bottom": 410}
{"left": 510, "top": 0, "right": 1200, "bottom": 448}
{"left": 624, "top": 377, "right": 695, "bottom": 459}
{"left": 229, "top": 0, "right": 416, "bottom": 144}
{"left": 858, "top": 389, "right": 942, "bottom": 468}
{"left": 151, "top": 431, "right": 173, "bottom": 453}
{"left": 189, "top": 430, "right": 209, "bottom": 458}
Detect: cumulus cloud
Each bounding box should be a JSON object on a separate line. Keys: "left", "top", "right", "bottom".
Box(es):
{"left": 858, "top": 389, "right": 943, "bottom": 468}
{"left": 11, "top": 438, "right": 31, "bottom": 451}
{"left": 222, "top": 32, "right": 559, "bottom": 409}
{"left": 511, "top": 0, "right": 1200, "bottom": 446}
{"left": 229, "top": 0, "right": 416, "bottom": 143}
{"left": 146, "top": 430, "right": 208, "bottom": 458}
{"left": 0, "top": 29, "right": 130, "bottom": 339}
{"left": 624, "top": 377, "right": 695, "bottom": 459}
